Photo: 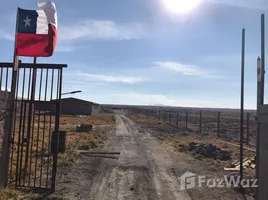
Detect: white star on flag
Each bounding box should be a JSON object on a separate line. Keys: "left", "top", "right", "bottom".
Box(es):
{"left": 23, "top": 16, "right": 31, "bottom": 27}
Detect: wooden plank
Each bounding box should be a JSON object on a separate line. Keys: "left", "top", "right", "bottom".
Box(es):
{"left": 224, "top": 167, "right": 240, "bottom": 171}
{"left": 217, "top": 139, "right": 256, "bottom": 152}
{"left": 250, "top": 164, "right": 256, "bottom": 169}
{"left": 231, "top": 158, "right": 249, "bottom": 167}
{"left": 225, "top": 157, "right": 256, "bottom": 172}
{"left": 76, "top": 150, "right": 121, "bottom": 155}
{"left": 243, "top": 160, "right": 252, "bottom": 167}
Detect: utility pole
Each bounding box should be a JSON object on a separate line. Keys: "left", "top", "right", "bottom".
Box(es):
{"left": 239, "top": 28, "right": 245, "bottom": 182}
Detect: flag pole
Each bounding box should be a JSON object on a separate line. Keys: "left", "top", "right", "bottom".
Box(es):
{"left": 2, "top": 7, "right": 20, "bottom": 187}
{"left": 13, "top": 7, "right": 19, "bottom": 68}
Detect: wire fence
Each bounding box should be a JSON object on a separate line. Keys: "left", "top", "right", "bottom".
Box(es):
{"left": 131, "top": 107, "right": 257, "bottom": 146}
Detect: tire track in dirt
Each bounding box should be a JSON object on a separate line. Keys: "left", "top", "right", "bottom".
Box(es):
{"left": 88, "top": 114, "right": 159, "bottom": 200}
{"left": 121, "top": 115, "right": 191, "bottom": 200}
{"left": 53, "top": 113, "right": 191, "bottom": 200}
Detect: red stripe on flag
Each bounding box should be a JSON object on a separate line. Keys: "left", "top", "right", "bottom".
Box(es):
{"left": 16, "top": 24, "right": 57, "bottom": 57}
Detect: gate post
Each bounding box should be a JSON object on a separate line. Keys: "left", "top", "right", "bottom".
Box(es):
{"left": 51, "top": 68, "right": 63, "bottom": 189}
{"left": 1, "top": 85, "right": 14, "bottom": 188}
{"left": 0, "top": 109, "right": 11, "bottom": 188}
{"left": 257, "top": 105, "right": 268, "bottom": 200}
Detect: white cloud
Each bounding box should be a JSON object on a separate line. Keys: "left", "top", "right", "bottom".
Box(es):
{"left": 55, "top": 43, "right": 87, "bottom": 52}
{"left": 154, "top": 61, "right": 210, "bottom": 76}
{"left": 208, "top": 0, "right": 268, "bottom": 9}
{"left": 56, "top": 44, "right": 74, "bottom": 52}
{"left": 3, "top": 33, "right": 13, "bottom": 41}
{"left": 0, "top": 30, "right": 13, "bottom": 41}
{"left": 202, "top": 54, "right": 258, "bottom": 64}
{"left": 59, "top": 20, "right": 145, "bottom": 41}
{"left": 0, "top": 19, "right": 145, "bottom": 52}
{"left": 74, "top": 72, "right": 147, "bottom": 84}
{"left": 111, "top": 92, "right": 227, "bottom": 108}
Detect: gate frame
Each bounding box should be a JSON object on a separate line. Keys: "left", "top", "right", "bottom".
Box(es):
{"left": 0, "top": 62, "right": 67, "bottom": 190}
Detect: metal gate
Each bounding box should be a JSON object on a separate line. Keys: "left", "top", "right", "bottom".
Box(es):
{"left": 0, "top": 62, "right": 66, "bottom": 190}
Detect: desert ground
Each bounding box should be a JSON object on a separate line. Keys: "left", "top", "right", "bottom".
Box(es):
{"left": 0, "top": 108, "right": 256, "bottom": 200}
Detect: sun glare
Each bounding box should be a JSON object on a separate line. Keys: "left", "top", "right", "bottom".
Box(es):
{"left": 163, "top": 0, "right": 201, "bottom": 14}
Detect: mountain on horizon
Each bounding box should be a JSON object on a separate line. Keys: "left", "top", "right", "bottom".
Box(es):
{"left": 153, "top": 104, "right": 165, "bottom": 106}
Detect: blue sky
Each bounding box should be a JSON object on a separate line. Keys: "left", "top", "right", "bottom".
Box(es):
{"left": 1, "top": 0, "right": 268, "bottom": 109}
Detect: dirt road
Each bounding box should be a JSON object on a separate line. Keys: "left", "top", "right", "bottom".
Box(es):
{"left": 54, "top": 113, "right": 191, "bottom": 200}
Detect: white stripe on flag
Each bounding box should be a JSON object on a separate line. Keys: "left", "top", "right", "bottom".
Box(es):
{"left": 36, "top": 10, "right": 48, "bottom": 34}
{"left": 38, "top": 1, "right": 57, "bottom": 29}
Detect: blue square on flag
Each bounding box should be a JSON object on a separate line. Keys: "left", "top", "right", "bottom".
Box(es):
{"left": 17, "top": 8, "right": 38, "bottom": 34}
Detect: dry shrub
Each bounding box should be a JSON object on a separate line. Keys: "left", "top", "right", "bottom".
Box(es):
{"left": 0, "top": 189, "right": 20, "bottom": 200}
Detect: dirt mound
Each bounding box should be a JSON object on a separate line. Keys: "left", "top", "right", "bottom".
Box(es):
{"left": 185, "top": 142, "right": 232, "bottom": 161}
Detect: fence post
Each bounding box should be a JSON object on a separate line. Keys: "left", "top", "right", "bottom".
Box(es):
{"left": 199, "top": 110, "right": 202, "bottom": 134}
{"left": 164, "top": 111, "right": 166, "bottom": 122}
{"left": 176, "top": 110, "right": 179, "bottom": 128}
{"left": 169, "top": 111, "right": 171, "bottom": 124}
{"left": 185, "top": 110, "right": 188, "bottom": 131}
{"left": 158, "top": 110, "right": 160, "bottom": 121}
{"left": 246, "top": 113, "right": 250, "bottom": 145}
{"left": 217, "top": 112, "right": 220, "bottom": 137}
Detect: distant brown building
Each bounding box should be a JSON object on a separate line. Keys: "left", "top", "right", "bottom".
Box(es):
{"left": 34, "top": 97, "right": 100, "bottom": 115}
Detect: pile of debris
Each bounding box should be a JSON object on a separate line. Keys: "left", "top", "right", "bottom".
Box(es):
{"left": 224, "top": 157, "right": 256, "bottom": 171}
{"left": 182, "top": 142, "right": 231, "bottom": 161}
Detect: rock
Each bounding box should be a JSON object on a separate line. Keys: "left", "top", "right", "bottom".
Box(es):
{"left": 130, "top": 186, "right": 135, "bottom": 191}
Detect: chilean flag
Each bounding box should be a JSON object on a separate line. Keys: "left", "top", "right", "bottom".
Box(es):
{"left": 15, "top": 2, "right": 57, "bottom": 57}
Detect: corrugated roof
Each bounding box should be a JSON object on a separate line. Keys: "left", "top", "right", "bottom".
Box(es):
{"left": 52, "top": 97, "right": 99, "bottom": 105}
